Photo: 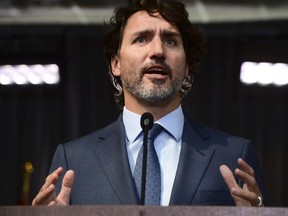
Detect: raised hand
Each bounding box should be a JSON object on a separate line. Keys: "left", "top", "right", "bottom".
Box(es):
{"left": 220, "top": 158, "right": 263, "bottom": 207}
{"left": 32, "top": 167, "right": 74, "bottom": 206}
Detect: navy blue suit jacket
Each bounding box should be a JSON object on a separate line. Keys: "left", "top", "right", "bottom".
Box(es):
{"left": 49, "top": 114, "right": 268, "bottom": 205}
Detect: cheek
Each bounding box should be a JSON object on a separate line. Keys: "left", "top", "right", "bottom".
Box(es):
{"left": 171, "top": 56, "right": 187, "bottom": 74}
{"left": 178, "top": 54, "right": 188, "bottom": 75}
{"left": 121, "top": 55, "right": 143, "bottom": 73}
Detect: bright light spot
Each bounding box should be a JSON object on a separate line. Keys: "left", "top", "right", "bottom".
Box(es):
{"left": 0, "top": 64, "right": 60, "bottom": 86}
{"left": 43, "top": 64, "right": 60, "bottom": 84}
{"left": 273, "top": 63, "right": 288, "bottom": 86}
{"left": 257, "top": 62, "right": 273, "bottom": 86}
{"left": 0, "top": 65, "right": 14, "bottom": 85}
{"left": 240, "top": 61, "right": 288, "bottom": 87}
{"left": 240, "top": 62, "right": 258, "bottom": 84}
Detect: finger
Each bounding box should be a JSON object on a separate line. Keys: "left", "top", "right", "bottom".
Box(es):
{"left": 237, "top": 158, "right": 254, "bottom": 177}
{"left": 234, "top": 160, "right": 262, "bottom": 206}
{"left": 235, "top": 167, "right": 261, "bottom": 196}
{"left": 32, "top": 167, "right": 63, "bottom": 206}
{"left": 230, "top": 185, "right": 260, "bottom": 206}
{"left": 40, "top": 167, "right": 63, "bottom": 192}
{"left": 32, "top": 184, "right": 56, "bottom": 206}
{"left": 235, "top": 168, "right": 257, "bottom": 189}
{"left": 219, "top": 165, "right": 239, "bottom": 191}
{"left": 220, "top": 165, "right": 250, "bottom": 206}
{"left": 47, "top": 200, "right": 57, "bottom": 206}
{"left": 57, "top": 170, "right": 75, "bottom": 205}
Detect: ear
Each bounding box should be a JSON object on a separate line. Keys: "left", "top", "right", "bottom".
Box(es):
{"left": 111, "top": 54, "right": 121, "bottom": 76}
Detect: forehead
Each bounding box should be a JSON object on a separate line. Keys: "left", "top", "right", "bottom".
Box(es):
{"left": 123, "top": 11, "right": 181, "bottom": 36}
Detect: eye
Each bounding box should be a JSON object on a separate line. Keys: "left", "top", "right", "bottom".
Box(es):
{"left": 134, "top": 36, "right": 148, "bottom": 44}
{"left": 165, "top": 38, "right": 177, "bottom": 46}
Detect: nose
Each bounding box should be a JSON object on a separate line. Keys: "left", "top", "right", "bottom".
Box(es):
{"left": 148, "top": 38, "right": 165, "bottom": 60}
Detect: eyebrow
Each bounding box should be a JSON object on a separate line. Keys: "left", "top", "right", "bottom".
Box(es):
{"left": 161, "top": 30, "right": 182, "bottom": 38}
{"left": 132, "top": 29, "right": 181, "bottom": 38}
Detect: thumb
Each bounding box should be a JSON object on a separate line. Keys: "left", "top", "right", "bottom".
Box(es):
{"left": 57, "top": 170, "right": 75, "bottom": 205}
{"left": 220, "top": 165, "right": 251, "bottom": 206}
{"left": 219, "top": 165, "right": 238, "bottom": 191}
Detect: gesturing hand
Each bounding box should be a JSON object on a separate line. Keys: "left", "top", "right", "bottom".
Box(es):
{"left": 32, "top": 167, "right": 74, "bottom": 206}
{"left": 220, "top": 158, "right": 263, "bottom": 207}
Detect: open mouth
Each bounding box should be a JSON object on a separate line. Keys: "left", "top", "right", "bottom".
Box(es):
{"left": 145, "top": 66, "right": 169, "bottom": 76}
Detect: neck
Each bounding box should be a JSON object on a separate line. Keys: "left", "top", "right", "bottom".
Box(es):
{"left": 124, "top": 95, "right": 181, "bottom": 121}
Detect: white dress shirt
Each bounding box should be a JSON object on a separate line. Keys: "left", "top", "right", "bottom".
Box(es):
{"left": 123, "top": 106, "right": 184, "bottom": 206}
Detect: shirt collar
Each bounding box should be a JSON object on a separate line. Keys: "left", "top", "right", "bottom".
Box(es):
{"left": 123, "top": 107, "right": 142, "bottom": 143}
{"left": 123, "top": 106, "right": 184, "bottom": 143}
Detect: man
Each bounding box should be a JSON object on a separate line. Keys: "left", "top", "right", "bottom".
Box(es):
{"left": 32, "top": 0, "right": 268, "bottom": 206}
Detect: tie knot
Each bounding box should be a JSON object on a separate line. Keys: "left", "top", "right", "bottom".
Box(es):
{"left": 148, "top": 123, "right": 163, "bottom": 141}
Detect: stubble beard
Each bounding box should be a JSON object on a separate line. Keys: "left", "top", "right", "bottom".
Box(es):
{"left": 121, "top": 68, "right": 183, "bottom": 103}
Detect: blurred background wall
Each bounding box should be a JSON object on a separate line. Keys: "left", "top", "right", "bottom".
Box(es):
{"left": 0, "top": 0, "right": 287, "bottom": 207}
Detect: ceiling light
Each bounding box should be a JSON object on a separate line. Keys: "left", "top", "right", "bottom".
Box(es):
{"left": 0, "top": 64, "right": 60, "bottom": 86}
{"left": 240, "top": 61, "right": 288, "bottom": 86}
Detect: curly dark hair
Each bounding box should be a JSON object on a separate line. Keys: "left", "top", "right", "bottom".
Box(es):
{"left": 104, "top": 0, "right": 205, "bottom": 108}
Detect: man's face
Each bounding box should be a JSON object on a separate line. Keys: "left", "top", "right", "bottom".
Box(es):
{"left": 111, "top": 11, "right": 188, "bottom": 104}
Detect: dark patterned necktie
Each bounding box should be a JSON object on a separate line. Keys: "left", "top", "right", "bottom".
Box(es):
{"left": 134, "top": 123, "right": 163, "bottom": 205}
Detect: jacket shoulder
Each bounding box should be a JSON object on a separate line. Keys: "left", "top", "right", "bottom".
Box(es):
{"left": 62, "top": 117, "right": 122, "bottom": 150}
{"left": 184, "top": 117, "right": 251, "bottom": 148}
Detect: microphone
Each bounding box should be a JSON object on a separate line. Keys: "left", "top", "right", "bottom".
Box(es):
{"left": 139, "top": 112, "right": 154, "bottom": 205}
{"left": 141, "top": 112, "right": 154, "bottom": 132}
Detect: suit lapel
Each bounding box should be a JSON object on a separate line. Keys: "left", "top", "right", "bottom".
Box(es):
{"left": 93, "top": 116, "right": 138, "bottom": 205}
{"left": 169, "top": 119, "right": 215, "bottom": 205}
{"left": 92, "top": 114, "right": 215, "bottom": 205}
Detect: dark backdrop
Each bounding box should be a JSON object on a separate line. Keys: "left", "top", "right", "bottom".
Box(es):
{"left": 0, "top": 20, "right": 287, "bottom": 206}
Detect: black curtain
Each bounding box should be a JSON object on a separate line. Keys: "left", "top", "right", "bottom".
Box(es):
{"left": 0, "top": 20, "right": 287, "bottom": 206}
